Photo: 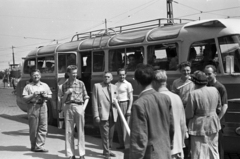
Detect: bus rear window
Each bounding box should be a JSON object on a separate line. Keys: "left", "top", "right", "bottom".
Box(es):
{"left": 23, "top": 59, "right": 36, "bottom": 74}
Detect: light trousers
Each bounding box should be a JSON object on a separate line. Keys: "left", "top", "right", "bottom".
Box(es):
{"left": 64, "top": 103, "right": 85, "bottom": 157}
{"left": 27, "top": 103, "right": 48, "bottom": 150}
{"left": 116, "top": 101, "right": 130, "bottom": 147}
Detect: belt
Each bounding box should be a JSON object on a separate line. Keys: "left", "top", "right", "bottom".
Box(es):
{"left": 29, "top": 101, "right": 44, "bottom": 104}
{"left": 118, "top": 100, "right": 129, "bottom": 103}
{"left": 65, "top": 101, "right": 83, "bottom": 105}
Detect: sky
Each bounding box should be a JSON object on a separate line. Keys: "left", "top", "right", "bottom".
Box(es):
{"left": 0, "top": 0, "right": 240, "bottom": 71}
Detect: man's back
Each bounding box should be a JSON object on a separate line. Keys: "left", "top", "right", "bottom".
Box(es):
{"left": 130, "top": 89, "right": 172, "bottom": 159}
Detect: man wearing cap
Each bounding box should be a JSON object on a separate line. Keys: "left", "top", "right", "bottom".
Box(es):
{"left": 185, "top": 71, "right": 224, "bottom": 159}
{"left": 62, "top": 65, "right": 89, "bottom": 159}
{"left": 22, "top": 69, "right": 52, "bottom": 152}
{"left": 205, "top": 65, "right": 228, "bottom": 159}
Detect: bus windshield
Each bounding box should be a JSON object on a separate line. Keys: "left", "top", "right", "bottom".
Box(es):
{"left": 218, "top": 35, "right": 240, "bottom": 73}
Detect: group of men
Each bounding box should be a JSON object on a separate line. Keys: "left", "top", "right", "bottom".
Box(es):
{"left": 22, "top": 61, "right": 228, "bottom": 159}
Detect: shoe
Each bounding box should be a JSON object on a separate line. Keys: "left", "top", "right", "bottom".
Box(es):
{"left": 30, "top": 148, "right": 35, "bottom": 152}
{"left": 103, "top": 152, "right": 116, "bottom": 157}
{"left": 34, "top": 148, "right": 48, "bottom": 152}
{"left": 79, "top": 156, "right": 85, "bottom": 159}
{"left": 68, "top": 156, "right": 76, "bottom": 159}
{"left": 116, "top": 146, "right": 125, "bottom": 150}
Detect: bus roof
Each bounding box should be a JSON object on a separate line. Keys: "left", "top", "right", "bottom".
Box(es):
{"left": 25, "top": 18, "right": 240, "bottom": 58}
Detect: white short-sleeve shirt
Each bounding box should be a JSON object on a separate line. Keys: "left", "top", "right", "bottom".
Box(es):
{"left": 115, "top": 80, "right": 133, "bottom": 102}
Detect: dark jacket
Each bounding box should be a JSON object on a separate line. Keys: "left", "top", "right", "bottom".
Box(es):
{"left": 129, "top": 89, "right": 174, "bottom": 159}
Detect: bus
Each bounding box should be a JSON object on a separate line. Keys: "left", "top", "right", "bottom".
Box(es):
{"left": 16, "top": 18, "right": 240, "bottom": 153}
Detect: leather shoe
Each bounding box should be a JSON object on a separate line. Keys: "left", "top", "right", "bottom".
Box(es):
{"left": 116, "top": 146, "right": 125, "bottom": 150}
{"left": 34, "top": 148, "right": 48, "bottom": 152}
{"left": 79, "top": 156, "right": 85, "bottom": 159}
{"left": 103, "top": 152, "right": 116, "bottom": 157}
{"left": 68, "top": 156, "right": 76, "bottom": 159}
{"left": 30, "top": 148, "right": 35, "bottom": 152}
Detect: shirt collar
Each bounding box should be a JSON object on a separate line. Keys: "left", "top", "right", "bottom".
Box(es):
{"left": 139, "top": 88, "right": 153, "bottom": 97}
{"left": 31, "top": 81, "right": 42, "bottom": 86}
{"left": 158, "top": 87, "right": 169, "bottom": 92}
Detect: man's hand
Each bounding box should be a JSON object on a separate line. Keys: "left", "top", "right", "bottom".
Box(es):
{"left": 126, "top": 109, "right": 131, "bottom": 117}
{"left": 65, "top": 88, "right": 73, "bottom": 95}
{"left": 33, "top": 91, "right": 40, "bottom": 97}
{"left": 41, "top": 93, "right": 48, "bottom": 99}
{"left": 95, "top": 117, "right": 100, "bottom": 124}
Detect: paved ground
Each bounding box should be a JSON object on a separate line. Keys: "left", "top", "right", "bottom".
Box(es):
{"left": 0, "top": 83, "right": 124, "bottom": 159}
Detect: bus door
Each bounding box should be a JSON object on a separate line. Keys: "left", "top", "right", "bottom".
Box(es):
{"left": 79, "top": 51, "right": 92, "bottom": 92}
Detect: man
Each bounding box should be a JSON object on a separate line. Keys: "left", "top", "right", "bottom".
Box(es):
{"left": 61, "top": 65, "right": 89, "bottom": 159}
{"left": 127, "top": 54, "right": 137, "bottom": 71}
{"left": 92, "top": 72, "right": 118, "bottom": 159}
{"left": 205, "top": 65, "right": 228, "bottom": 159}
{"left": 171, "top": 61, "right": 195, "bottom": 108}
{"left": 153, "top": 70, "right": 187, "bottom": 159}
{"left": 115, "top": 68, "right": 133, "bottom": 150}
{"left": 129, "top": 64, "right": 174, "bottom": 159}
{"left": 22, "top": 69, "right": 52, "bottom": 152}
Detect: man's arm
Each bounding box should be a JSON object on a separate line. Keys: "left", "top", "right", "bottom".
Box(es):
{"left": 130, "top": 104, "right": 148, "bottom": 159}
{"left": 126, "top": 91, "right": 133, "bottom": 116}
{"left": 81, "top": 82, "right": 90, "bottom": 111}
{"left": 92, "top": 84, "right": 100, "bottom": 123}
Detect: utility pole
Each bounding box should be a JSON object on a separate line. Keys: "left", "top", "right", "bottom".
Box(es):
{"left": 167, "top": 0, "right": 174, "bottom": 24}
{"left": 105, "top": 19, "right": 108, "bottom": 35}
{"left": 12, "top": 46, "right": 15, "bottom": 68}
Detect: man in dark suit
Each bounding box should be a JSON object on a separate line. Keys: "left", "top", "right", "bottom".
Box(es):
{"left": 129, "top": 64, "right": 174, "bottom": 159}
{"left": 92, "top": 72, "right": 118, "bottom": 159}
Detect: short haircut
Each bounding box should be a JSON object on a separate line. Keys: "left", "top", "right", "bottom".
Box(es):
{"left": 128, "top": 54, "right": 135, "bottom": 59}
{"left": 30, "top": 69, "right": 41, "bottom": 76}
{"left": 178, "top": 61, "right": 191, "bottom": 70}
{"left": 117, "top": 68, "right": 127, "bottom": 75}
{"left": 134, "top": 64, "right": 154, "bottom": 86}
{"left": 154, "top": 70, "right": 167, "bottom": 83}
{"left": 205, "top": 65, "right": 217, "bottom": 73}
{"left": 66, "top": 65, "right": 78, "bottom": 73}
{"left": 104, "top": 71, "right": 113, "bottom": 77}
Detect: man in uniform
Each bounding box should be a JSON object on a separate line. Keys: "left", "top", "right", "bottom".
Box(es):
{"left": 22, "top": 69, "right": 52, "bottom": 152}
{"left": 92, "top": 72, "right": 118, "bottom": 159}
{"left": 115, "top": 68, "right": 133, "bottom": 150}
{"left": 205, "top": 65, "right": 228, "bottom": 159}
{"left": 61, "top": 65, "right": 89, "bottom": 159}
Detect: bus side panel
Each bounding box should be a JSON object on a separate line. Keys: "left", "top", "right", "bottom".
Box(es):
{"left": 217, "top": 76, "right": 240, "bottom": 153}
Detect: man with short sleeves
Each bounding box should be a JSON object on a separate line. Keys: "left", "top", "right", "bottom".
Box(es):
{"left": 115, "top": 68, "right": 133, "bottom": 150}
{"left": 22, "top": 69, "right": 52, "bottom": 152}
{"left": 205, "top": 65, "right": 228, "bottom": 159}
{"left": 62, "top": 65, "right": 89, "bottom": 159}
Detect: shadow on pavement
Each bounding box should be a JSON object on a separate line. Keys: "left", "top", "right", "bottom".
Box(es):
{"left": 0, "top": 114, "right": 28, "bottom": 124}
{"left": 0, "top": 145, "right": 29, "bottom": 152}
{"left": 24, "top": 152, "right": 66, "bottom": 159}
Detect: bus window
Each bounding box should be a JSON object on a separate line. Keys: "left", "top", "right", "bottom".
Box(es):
{"left": 37, "top": 56, "right": 55, "bottom": 74}
{"left": 109, "top": 49, "right": 125, "bottom": 71}
{"left": 126, "top": 47, "right": 144, "bottom": 71}
{"left": 58, "top": 53, "right": 76, "bottom": 73}
{"left": 189, "top": 39, "right": 218, "bottom": 72}
{"left": 23, "top": 58, "right": 36, "bottom": 74}
{"left": 147, "top": 43, "right": 178, "bottom": 71}
{"left": 218, "top": 35, "right": 240, "bottom": 73}
{"left": 93, "top": 51, "right": 104, "bottom": 72}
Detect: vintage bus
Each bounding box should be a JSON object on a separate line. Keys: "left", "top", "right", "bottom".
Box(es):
{"left": 16, "top": 18, "right": 240, "bottom": 153}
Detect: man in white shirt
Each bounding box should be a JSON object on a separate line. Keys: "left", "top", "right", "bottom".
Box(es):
{"left": 115, "top": 68, "right": 133, "bottom": 150}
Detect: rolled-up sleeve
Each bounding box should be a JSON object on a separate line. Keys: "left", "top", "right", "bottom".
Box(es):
{"left": 81, "top": 82, "right": 89, "bottom": 100}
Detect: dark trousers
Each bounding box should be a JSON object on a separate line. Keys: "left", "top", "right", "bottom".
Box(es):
{"left": 99, "top": 110, "right": 115, "bottom": 154}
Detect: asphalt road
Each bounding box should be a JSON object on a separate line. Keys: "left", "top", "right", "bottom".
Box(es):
{"left": 0, "top": 84, "right": 124, "bottom": 159}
